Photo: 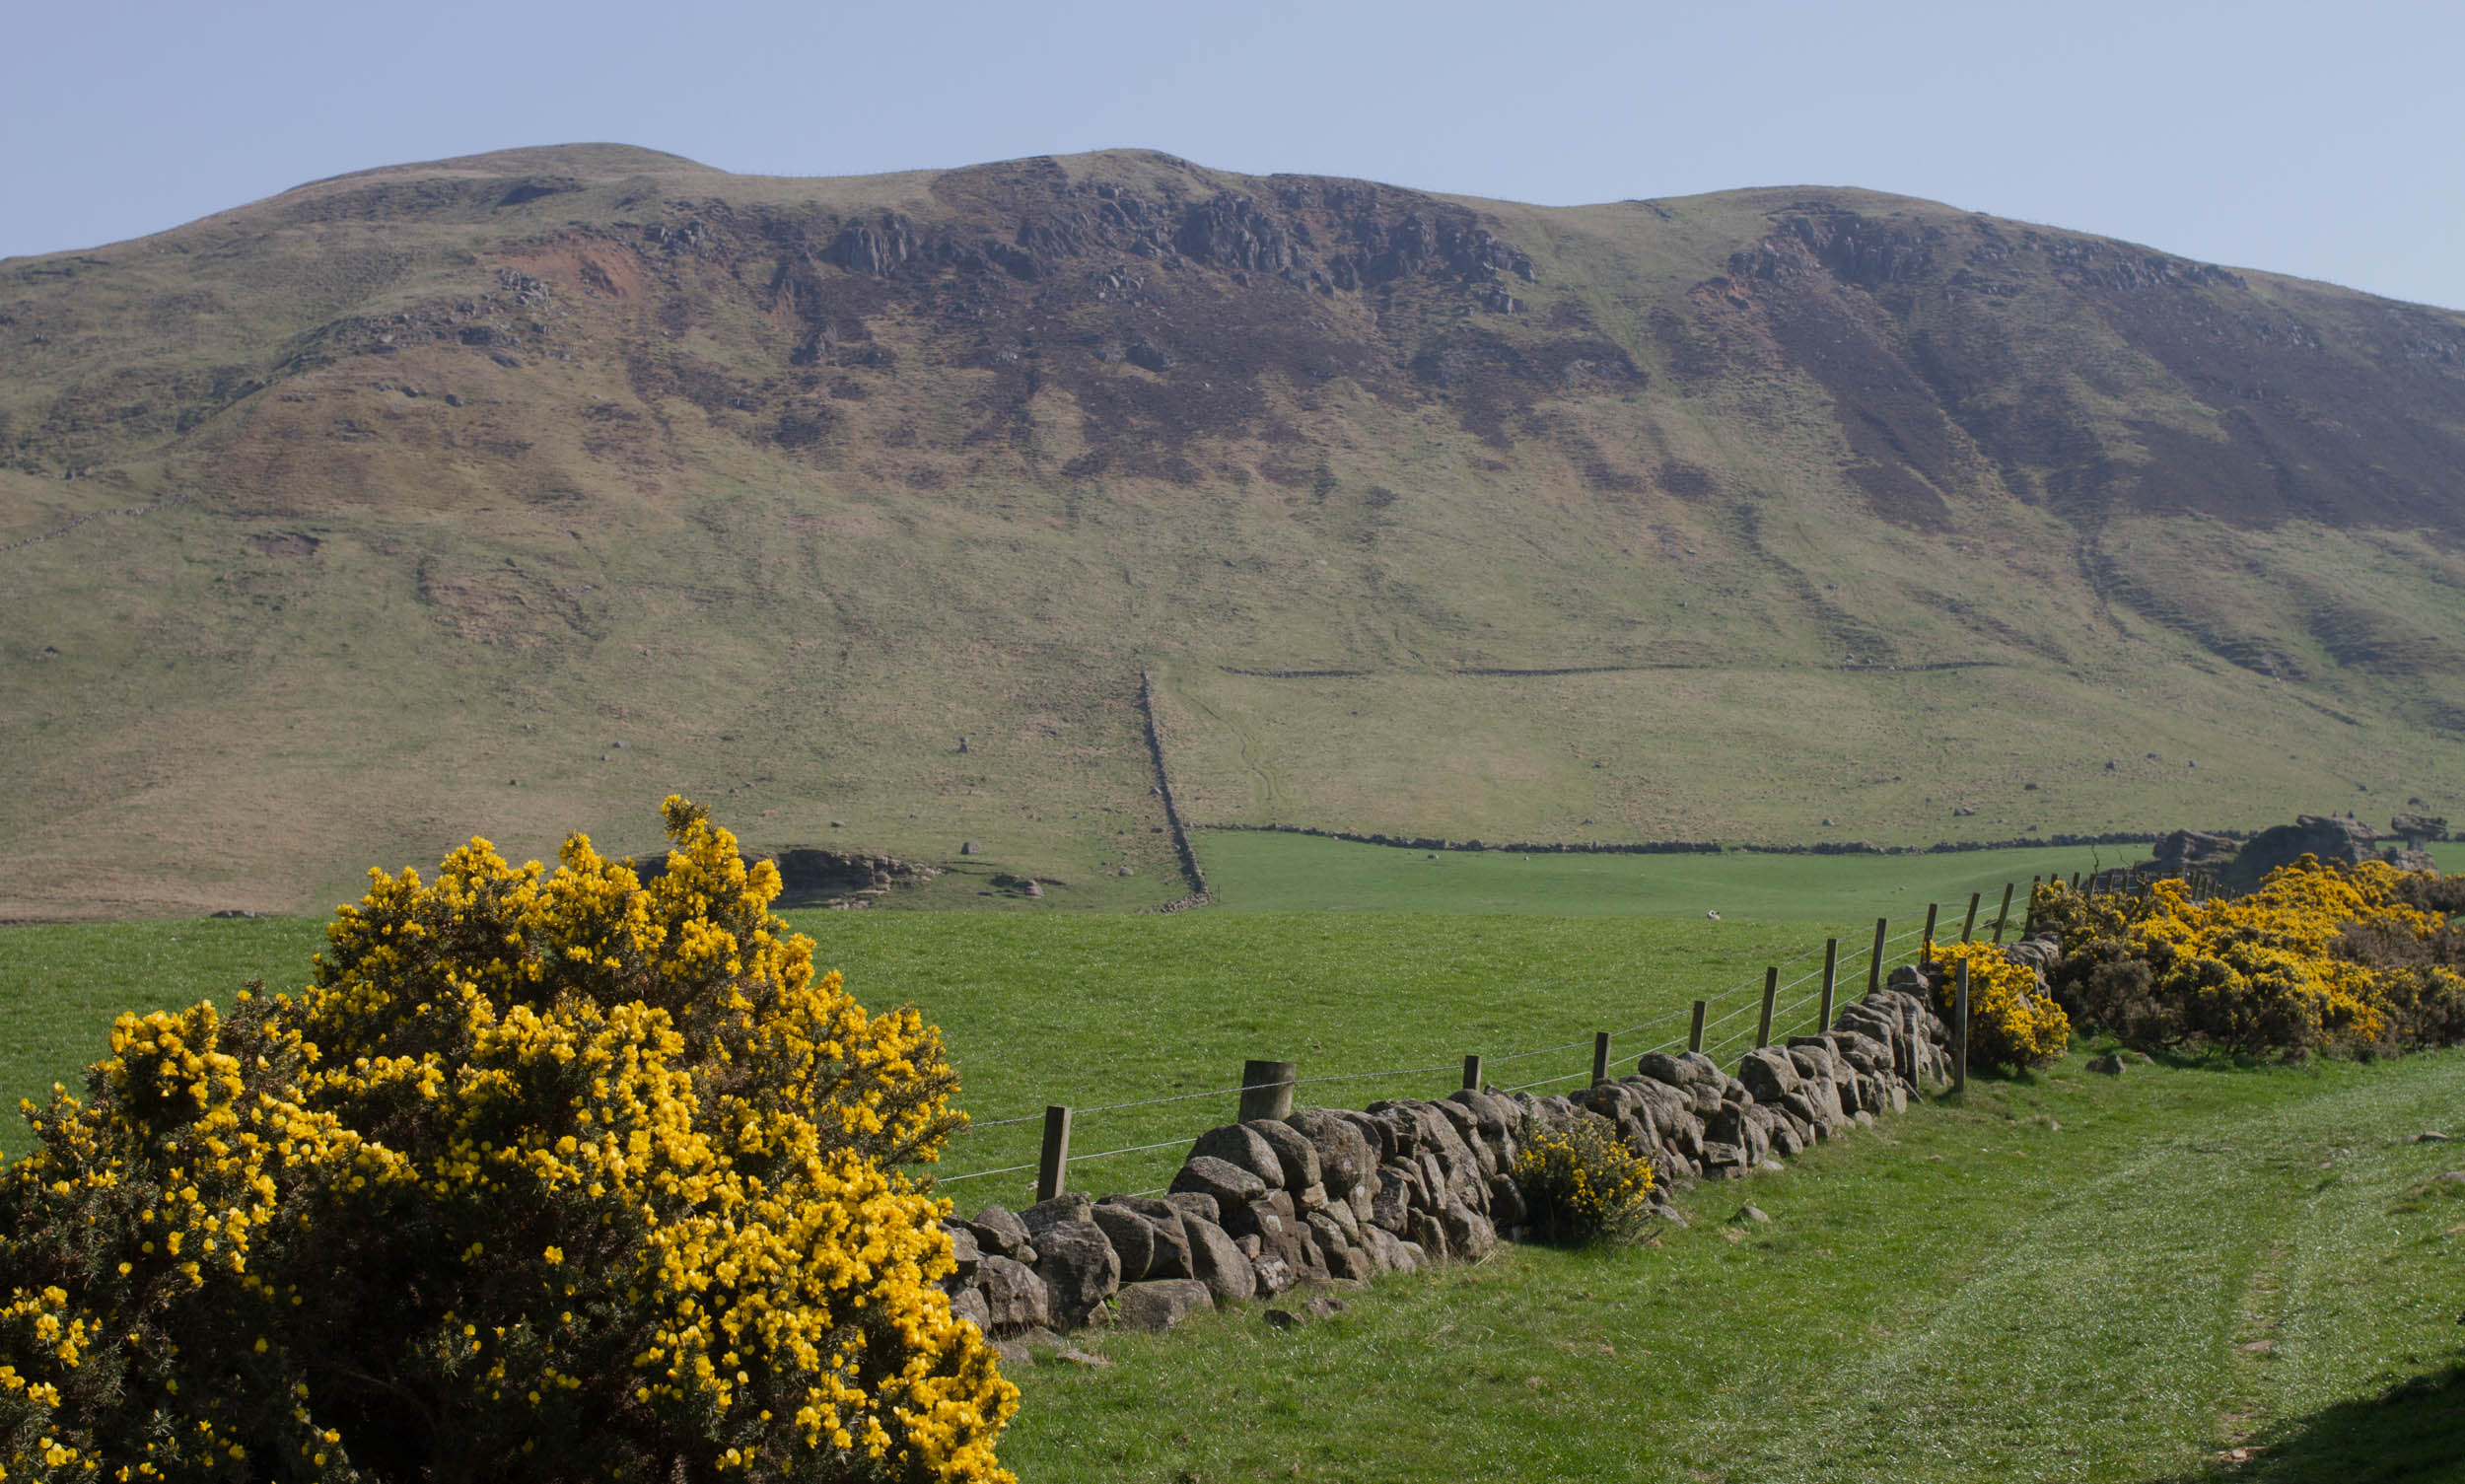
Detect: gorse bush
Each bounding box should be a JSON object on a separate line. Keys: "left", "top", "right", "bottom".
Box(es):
{"left": 1510, "top": 1114, "right": 1655, "bottom": 1246}
{"left": 1924, "top": 939, "right": 2070, "bottom": 1071}
{"left": 2036, "top": 858, "right": 2465, "bottom": 1056}
{"left": 0, "top": 797, "right": 1017, "bottom": 1483}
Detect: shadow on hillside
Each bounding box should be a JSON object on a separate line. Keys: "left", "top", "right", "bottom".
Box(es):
{"left": 2148, "top": 1359, "right": 2465, "bottom": 1482}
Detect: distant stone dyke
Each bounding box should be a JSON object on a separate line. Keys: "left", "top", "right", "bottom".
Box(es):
{"left": 1194, "top": 820, "right": 2198, "bottom": 858}
{"left": 1139, "top": 670, "right": 1212, "bottom": 910}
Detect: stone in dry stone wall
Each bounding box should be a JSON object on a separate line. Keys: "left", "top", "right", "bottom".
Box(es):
{"left": 1116, "top": 1278, "right": 1214, "bottom": 1331}
{"left": 1095, "top": 1195, "right": 1193, "bottom": 1281}
{"left": 1020, "top": 1192, "right": 1093, "bottom": 1236}
{"left": 1246, "top": 1118, "right": 1323, "bottom": 1194}
{"left": 1190, "top": 1124, "right": 1285, "bottom": 1187}
{"left": 1171, "top": 1154, "right": 1267, "bottom": 1211}
{"left": 1287, "top": 1109, "right": 1376, "bottom": 1197}
{"left": 1089, "top": 1203, "right": 1160, "bottom": 1282}
{"left": 976, "top": 1254, "right": 1049, "bottom": 1330}
{"left": 1032, "top": 1220, "right": 1121, "bottom": 1327}
{"left": 963, "top": 1204, "right": 1035, "bottom": 1261}
{"left": 949, "top": 1285, "right": 994, "bottom": 1334}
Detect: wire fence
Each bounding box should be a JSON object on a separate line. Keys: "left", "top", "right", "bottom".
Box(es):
{"left": 924, "top": 889, "right": 2054, "bottom": 1194}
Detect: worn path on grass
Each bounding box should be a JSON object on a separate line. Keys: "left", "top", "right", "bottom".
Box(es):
{"left": 1000, "top": 1051, "right": 2465, "bottom": 1483}
{"left": 1716, "top": 1053, "right": 2465, "bottom": 1482}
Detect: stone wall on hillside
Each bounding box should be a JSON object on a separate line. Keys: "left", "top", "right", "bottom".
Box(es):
{"left": 1201, "top": 820, "right": 2176, "bottom": 858}
{"left": 1138, "top": 671, "right": 1212, "bottom": 909}
{"left": 933, "top": 965, "right": 1986, "bottom": 1347}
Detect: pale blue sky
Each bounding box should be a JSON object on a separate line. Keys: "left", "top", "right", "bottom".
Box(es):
{"left": 7, "top": 0, "right": 2461, "bottom": 309}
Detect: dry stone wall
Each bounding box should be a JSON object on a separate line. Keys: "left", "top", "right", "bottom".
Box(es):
{"left": 934, "top": 970, "right": 1984, "bottom": 1348}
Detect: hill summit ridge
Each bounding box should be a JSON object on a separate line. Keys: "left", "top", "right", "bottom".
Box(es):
{"left": 1, "top": 146, "right": 2460, "bottom": 916}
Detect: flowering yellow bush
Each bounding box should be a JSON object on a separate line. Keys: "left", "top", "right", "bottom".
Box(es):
{"left": 1925, "top": 939, "right": 2071, "bottom": 1071}
{"left": 1510, "top": 1115, "right": 1655, "bottom": 1246}
{"left": 0, "top": 797, "right": 1016, "bottom": 1483}
{"left": 2039, "top": 859, "right": 2465, "bottom": 1055}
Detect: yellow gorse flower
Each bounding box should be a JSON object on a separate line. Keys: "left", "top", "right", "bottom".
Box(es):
{"left": 0, "top": 797, "right": 1016, "bottom": 1482}
{"left": 2035, "top": 856, "right": 2462, "bottom": 1054}
{"left": 1510, "top": 1115, "right": 1655, "bottom": 1245}
{"left": 1924, "top": 938, "right": 2071, "bottom": 1070}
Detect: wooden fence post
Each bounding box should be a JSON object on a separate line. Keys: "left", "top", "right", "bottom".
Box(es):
{"left": 2024, "top": 876, "right": 2042, "bottom": 934}
{"left": 1818, "top": 938, "right": 1839, "bottom": 1036}
{"left": 1961, "top": 891, "right": 1982, "bottom": 942}
{"left": 1756, "top": 967, "right": 1778, "bottom": 1049}
{"left": 1868, "top": 917, "right": 1888, "bottom": 996}
{"left": 1591, "top": 1032, "right": 1612, "bottom": 1087}
{"left": 1992, "top": 882, "right": 2014, "bottom": 944}
{"left": 1461, "top": 1054, "right": 1483, "bottom": 1092}
{"left": 1951, "top": 960, "right": 1970, "bottom": 1095}
{"left": 1238, "top": 1059, "right": 1297, "bottom": 1123}
{"left": 1687, "top": 1000, "right": 1707, "bottom": 1054}
{"left": 1035, "top": 1104, "right": 1073, "bottom": 1203}
{"left": 1921, "top": 902, "right": 1939, "bottom": 958}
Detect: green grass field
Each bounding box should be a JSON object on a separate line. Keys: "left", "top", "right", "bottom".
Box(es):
{"left": 0, "top": 838, "right": 2143, "bottom": 1169}
{"left": 5, "top": 846, "right": 2464, "bottom": 1479}
{"left": 9, "top": 834, "right": 2460, "bottom": 1175}
{"left": 1197, "top": 829, "right": 2141, "bottom": 918}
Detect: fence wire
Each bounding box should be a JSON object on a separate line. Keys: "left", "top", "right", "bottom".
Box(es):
{"left": 1067, "top": 1134, "right": 1201, "bottom": 1166}
{"left": 1499, "top": 1066, "right": 1595, "bottom": 1095}
{"left": 1483, "top": 1036, "right": 1598, "bottom": 1067}
{"left": 934, "top": 1161, "right": 1037, "bottom": 1186}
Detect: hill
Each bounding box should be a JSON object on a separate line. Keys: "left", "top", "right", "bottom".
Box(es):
{"left": 4, "top": 144, "right": 2463, "bottom": 917}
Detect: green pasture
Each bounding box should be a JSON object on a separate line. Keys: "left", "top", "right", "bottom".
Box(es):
{"left": 1, "top": 840, "right": 2114, "bottom": 1171}
{"left": 1195, "top": 829, "right": 2141, "bottom": 919}
{"left": 0, "top": 910, "right": 1895, "bottom": 1179}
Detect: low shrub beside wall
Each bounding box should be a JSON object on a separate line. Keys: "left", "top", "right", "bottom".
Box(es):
{"left": 1922, "top": 938, "right": 2071, "bottom": 1071}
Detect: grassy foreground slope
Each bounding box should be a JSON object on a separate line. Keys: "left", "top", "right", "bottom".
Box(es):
{"left": 1006, "top": 1049, "right": 2465, "bottom": 1484}
{"left": 5, "top": 145, "right": 2464, "bottom": 916}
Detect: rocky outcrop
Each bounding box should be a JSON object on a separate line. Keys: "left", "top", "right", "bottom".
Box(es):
{"left": 768, "top": 847, "right": 941, "bottom": 908}
{"left": 2224, "top": 814, "right": 2380, "bottom": 890}
{"left": 2391, "top": 813, "right": 2449, "bottom": 845}
{"left": 2151, "top": 828, "right": 2241, "bottom": 879}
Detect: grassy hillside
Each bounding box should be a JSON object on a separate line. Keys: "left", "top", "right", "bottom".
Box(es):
{"left": 4, "top": 145, "right": 2463, "bottom": 916}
